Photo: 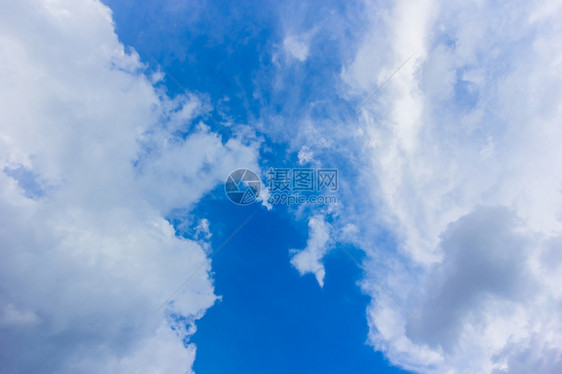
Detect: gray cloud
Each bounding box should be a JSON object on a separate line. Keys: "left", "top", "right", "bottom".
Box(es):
{"left": 407, "top": 207, "right": 536, "bottom": 350}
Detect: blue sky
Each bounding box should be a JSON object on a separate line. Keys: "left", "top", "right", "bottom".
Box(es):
{"left": 106, "top": 1, "right": 409, "bottom": 370}
{"left": 1, "top": 1, "right": 562, "bottom": 373}
{"left": 101, "top": 4, "right": 406, "bottom": 369}
{"left": 187, "top": 199, "right": 406, "bottom": 374}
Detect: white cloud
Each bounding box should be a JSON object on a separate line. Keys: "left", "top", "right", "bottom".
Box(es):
{"left": 290, "top": 215, "right": 331, "bottom": 287}
{"left": 194, "top": 218, "right": 212, "bottom": 240}
{"left": 0, "top": 304, "right": 40, "bottom": 327}
{"left": 283, "top": 34, "right": 310, "bottom": 62}
{"left": 338, "top": 0, "right": 562, "bottom": 372}
{"left": 0, "top": 0, "right": 258, "bottom": 372}
{"left": 99, "top": 322, "right": 199, "bottom": 374}
{"left": 297, "top": 145, "right": 314, "bottom": 165}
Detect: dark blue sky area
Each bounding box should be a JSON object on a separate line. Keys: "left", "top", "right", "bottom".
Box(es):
{"left": 188, "top": 196, "right": 408, "bottom": 374}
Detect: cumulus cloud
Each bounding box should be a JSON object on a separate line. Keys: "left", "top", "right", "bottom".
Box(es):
{"left": 0, "top": 0, "right": 257, "bottom": 372}
{"left": 337, "top": 0, "right": 562, "bottom": 372}
{"left": 290, "top": 216, "right": 331, "bottom": 287}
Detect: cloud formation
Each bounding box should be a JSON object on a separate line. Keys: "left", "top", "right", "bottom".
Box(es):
{"left": 0, "top": 0, "right": 256, "bottom": 372}
{"left": 339, "top": 0, "right": 562, "bottom": 372}
{"left": 290, "top": 215, "right": 331, "bottom": 287}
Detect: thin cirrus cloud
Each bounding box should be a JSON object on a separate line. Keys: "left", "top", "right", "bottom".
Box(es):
{"left": 0, "top": 0, "right": 257, "bottom": 373}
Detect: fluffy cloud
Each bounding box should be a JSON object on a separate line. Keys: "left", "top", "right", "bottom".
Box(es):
{"left": 290, "top": 215, "right": 331, "bottom": 287}
{"left": 0, "top": 0, "right": 256, "bottom": 372}
{"left": 339, "top": 0, "right": 562, "bottom": 372}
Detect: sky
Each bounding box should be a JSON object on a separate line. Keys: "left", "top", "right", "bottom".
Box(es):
{"left": 0, "top": 0, "right": 561, "bottom": 373}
